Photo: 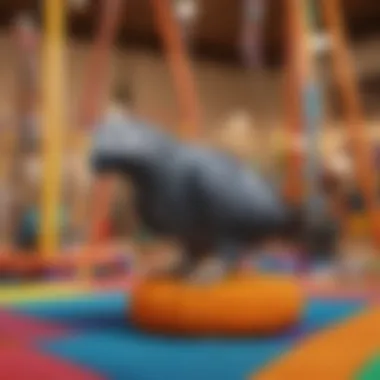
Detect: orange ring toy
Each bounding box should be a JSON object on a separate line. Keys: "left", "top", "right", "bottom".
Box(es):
{"left": 130, "top": 275, "right": 304, "bottom": 336}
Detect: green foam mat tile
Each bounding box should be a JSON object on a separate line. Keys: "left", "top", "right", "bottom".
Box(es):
{"left": 356, "top": 353, "right": 380, "bottom": 380}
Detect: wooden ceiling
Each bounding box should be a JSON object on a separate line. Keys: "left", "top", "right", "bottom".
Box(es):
{"left": 0, "top": 0, "right": 380, "bottom": 66}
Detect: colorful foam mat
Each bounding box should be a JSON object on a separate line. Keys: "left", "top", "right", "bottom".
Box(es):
{"left": 0, "top": 290, "right": 378, "bottom": 379}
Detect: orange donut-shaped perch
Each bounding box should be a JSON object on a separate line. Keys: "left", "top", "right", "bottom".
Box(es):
{"left": 130, "top": 275, "right": 304, "bottom": 336}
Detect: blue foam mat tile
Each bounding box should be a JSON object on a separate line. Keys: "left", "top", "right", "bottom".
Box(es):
{"left": 40, "top": 332, "right": 291, "bottom": 380}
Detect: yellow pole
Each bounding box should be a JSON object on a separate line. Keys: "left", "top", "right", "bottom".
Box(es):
{"left": 39, "top": 0, "right": 66, "bottom": 258}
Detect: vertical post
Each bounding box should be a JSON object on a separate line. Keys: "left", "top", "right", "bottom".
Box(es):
{"left": 321, "top": 0, "right": 380, "bottom": 248}
{"left": 283, "top": 0, "right": 308, "bottom": 204}
{"left": 151, "top": 0, "right": 202, "bottom": 140}
{"left": 39, "top": 0, "right": 66, "bottom": 257}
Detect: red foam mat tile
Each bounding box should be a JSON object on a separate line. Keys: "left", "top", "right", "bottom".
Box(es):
{"left": 0, "top": 310, "right": 69, "bottom": 343}
{"left": 0, "top": 346, "right": 104, "bottom": 380}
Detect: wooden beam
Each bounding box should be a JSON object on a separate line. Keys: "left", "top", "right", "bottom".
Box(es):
{"left": 78, "top": 0, "right": 124, "bottom": 129}
{"left": 75, "top": 0, "right": 124, "bottom": 257}
{"left": 283, "top": 0, "right": 307, "bottom": 204}
{"left": 321, "top": 0, "right": 380, "bottom": 248}
{"left": 151, "top": 0, "right": 202, "bottom": 140}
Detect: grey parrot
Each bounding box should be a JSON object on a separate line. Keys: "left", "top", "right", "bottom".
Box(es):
{"left": 90, "top": 118, "right": 329, "bottom": 281}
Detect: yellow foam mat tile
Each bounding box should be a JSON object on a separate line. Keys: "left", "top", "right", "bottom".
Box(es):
{"left": 0, "top": 282, "right": 89, "bottom": 305}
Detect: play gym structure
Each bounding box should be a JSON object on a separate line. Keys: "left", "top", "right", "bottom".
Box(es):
{"left": 0, "top": 0, "right": 379, "bottom": 379}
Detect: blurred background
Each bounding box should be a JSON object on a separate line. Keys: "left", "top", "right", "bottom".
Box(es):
{"left": 0, "top": 0, "right": 380, "bottom": 280}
